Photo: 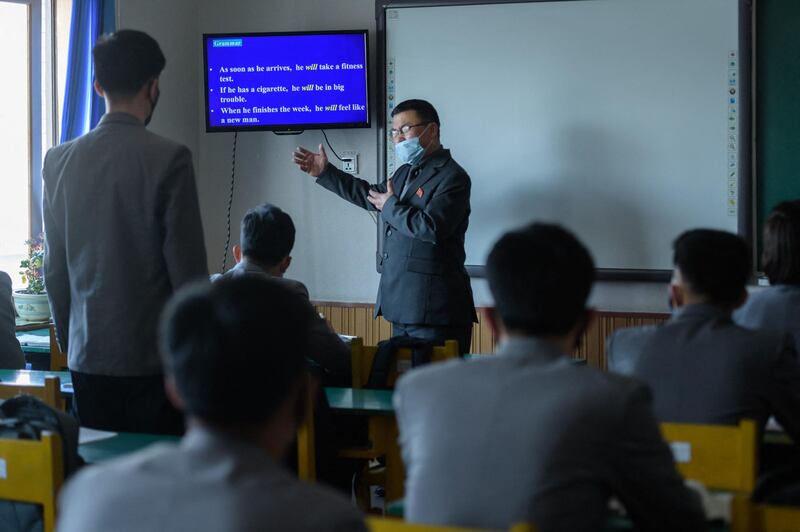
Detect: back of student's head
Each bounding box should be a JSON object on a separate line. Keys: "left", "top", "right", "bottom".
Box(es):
{"left": 763, "top": 200, "right": 800, "bottom": 285}
{"left": 240, "top": 203, "right": 296, "bottom": 266}
{"left": 159, "top": 277, "right": 315, "bottom": 426}
{"left": 486, "top": 223, "right": 595, "bottom": 336}
{"left": 93, "top": 29, "right": 165, "bottom": 98}
{"left": 673, "top": 229, "right": 751, "bottom": 306}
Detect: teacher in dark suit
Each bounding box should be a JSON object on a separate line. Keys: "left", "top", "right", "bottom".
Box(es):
{"left": 293, "top": 99, "right": 476, "bottom": 354}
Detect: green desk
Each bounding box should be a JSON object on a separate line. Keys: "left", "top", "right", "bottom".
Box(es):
{"left": 324, "top": 387, "right": 402, "bottom": 501}
{"left": 79, "top": 432, "right": 179, "bottom": 463}
{"left": 0, "top": 369, "right": 72, "bottom": 395}
{"left": 15, "top": 327, "right": 51, "bottom": 370}
{"left": 15, "top": 327, "right": 50, "bottom": 353}
{"left": 324, "top": 387, "right": 394, "bottom": 415}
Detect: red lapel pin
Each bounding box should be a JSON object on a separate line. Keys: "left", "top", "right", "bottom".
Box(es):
{"left": 416, "top": 187, "right": 424, "bottom": 198}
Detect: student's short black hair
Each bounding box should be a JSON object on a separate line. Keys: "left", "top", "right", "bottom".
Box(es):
{"left": 487, "top": 223, "right": 595, "bottom": 336}
{"left": 762, "top": 200, "right": 800, "bottom": 285}
{"left": 391, "top": 99, "right": 441, "bottom": 127}
{"left": 673, "top": 229, "right": 751, "bottom": 306}
{"left": 93, "top": 30, "right": 165, "bottom": 98}
{"left": 159, "top": 277, "right": 316, "bottom": 426}
{"left": 240, "top": 204, "right": 295, "bottom": 266}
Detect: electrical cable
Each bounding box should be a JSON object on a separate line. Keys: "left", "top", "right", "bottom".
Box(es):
{"left": 320, "top": 129, "right": 377, "bottom": 225}
{"left": 320, "top": 129, "right": 344, "bottom": 161}
{"left": 221, "top": 131, "right": 238, "bottom": 273}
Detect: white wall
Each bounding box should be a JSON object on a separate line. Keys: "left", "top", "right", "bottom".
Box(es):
{"left": 196, "top": 0, "right": 381, "bottom": 303}
{"left": 118, "top": 0, "right": 200, "bottom": 161}
{"left": 119, "top": 0, "right": 671, "bottom": 312}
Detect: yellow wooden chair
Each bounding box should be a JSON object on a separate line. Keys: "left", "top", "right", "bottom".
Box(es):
{"left": 367, "top": 517, "right": 535, "bottom": 532}
{"left": 659, "top": 419, "right": 757, "bottom": 493}
{"left": 731, "top": 499, "right": 800, "bottom": 532}
{"left": 351, "top": 339, "right": 459, "bottom": 389}
{"left": 297, "top": 337, "right": 369, "bottom": 482}
{"left": 296, "top": 378, "right": 317, "bottom": 482}
{"left": 0, "top": 432, "right": 64, "bottom": 532}
{"left": 48, "top": 324, "right": 68, "bottom": 372}
{"left": 0, "top": 376, "right": 63, "bottom": 411}
{"left": 342, "top": 338, "right": 458, "bottom": 463}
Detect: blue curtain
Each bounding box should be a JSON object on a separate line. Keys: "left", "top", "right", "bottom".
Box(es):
{"left": 59, "top": 0, "right": 116, "bottom": 143}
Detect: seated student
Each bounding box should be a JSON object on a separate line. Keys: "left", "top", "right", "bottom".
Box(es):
{"left": 735, "top": 200, "right": 800, "bottom": 351}
{"left": 213, "top": 203, "right": 349, "bottom": 383}
{"left": 608, "top": 229, "right": 800, "bottom": 442}
{"left": 56, "top": 277, "right": 366, "bottom": 532}
{"left": 395, "top": 223, "right": 704, "bottom": 532}
{"left": 0, "top": 271, "right": 25, "bottom": 369}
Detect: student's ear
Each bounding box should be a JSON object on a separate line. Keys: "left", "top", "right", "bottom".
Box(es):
{"left": 484, "top": 307, "right": 501, "bottom": 336}
{"left": 668, "top": 283, "right": 685, "bottom": 309}
{"left": 148, "top": 77, "right": 160, "bottom": 100}
{"left": 163, "top": 375, "right": 186, "bottom": 412}
{"left": 93, "top": 79, "right": 105, "bottom": 98}
{"left": 279, "top": 256, "right": 292, "bottom": 275}
{"left": 232, "top": 244, "right": 242, "bottom": 263}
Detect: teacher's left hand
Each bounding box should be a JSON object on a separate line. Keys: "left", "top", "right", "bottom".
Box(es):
{"left": 367, "top": 179, "right": 395, "bottom": 211}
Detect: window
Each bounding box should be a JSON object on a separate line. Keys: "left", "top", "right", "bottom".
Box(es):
{"left": 0, "top": 2, "right": 32, "bottom": 281}
{"left": 0, "top": 0, "right": 72, "bottom": 287}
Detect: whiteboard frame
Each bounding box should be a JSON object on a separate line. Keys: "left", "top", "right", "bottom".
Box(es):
{"left": 374, "top": 0, "right": 754, "bottom": 281}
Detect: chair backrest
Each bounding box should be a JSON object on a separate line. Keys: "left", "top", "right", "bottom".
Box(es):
{"left": 367, "top": 517, "right": 535, "bottom": 532}
{"left": 352, "top": 339, "right": 458, "bottom": 389}
{"left": 731, "top": 498, "right": 800, "bottom": 532}
{"left": 0, "top": 432, "right": 64, "bottom": 532}
{"left": 0, "top": 376, "right": 63, "bottom": 411}
{"left": 48, "top": 324, "right": 68, "bottom": 372}
{"left": 660, "top": 419, "right": 757, "bottom": 492}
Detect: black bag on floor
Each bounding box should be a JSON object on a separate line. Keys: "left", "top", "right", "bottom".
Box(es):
{"left": 0, "top": 395, "right": 83, "bottom": 532}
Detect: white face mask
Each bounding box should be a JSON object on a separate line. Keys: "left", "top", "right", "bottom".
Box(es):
{"left": 394, "top": 123, "right": 431, "bottom": 166}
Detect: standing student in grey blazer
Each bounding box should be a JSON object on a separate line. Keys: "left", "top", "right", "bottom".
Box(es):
{"left": 396, "top": 224, "right": 704, "bottom": 532}
{"left": 0, "top": 271, "right": 25, "bottom": 369}
{"left": 57, "top": 278, "right": 366, "bottom": 532}
{"left": 608, "top": 229, "right": 800, "bottom": 443}
{"left": 42, "top": 31, "right": 207, "bottom": 434}
{"left": 735, "top": 200, "right": 800, "bottom": 352}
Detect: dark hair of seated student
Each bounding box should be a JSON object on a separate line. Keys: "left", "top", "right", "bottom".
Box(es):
{"left": 239, "top": 203, "right": 296, "bottom": 268}
{"left": 159, "top": 276, "right": 317, "bottom": 433}
{"left": 762, "top": 200, "right": 800, "bottom": 285}
{"left": 672, "top": 229, "right": 751, "bottom": 308}
{"left": 486, "top": 222, "right": 595, "bottom": 337}
{"left": 93, "top": 29, "right": 165, "bottom": 99}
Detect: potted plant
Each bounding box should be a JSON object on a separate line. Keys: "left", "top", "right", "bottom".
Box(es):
{"left": 13, "top": 234, "right": 51, "bottom": 322}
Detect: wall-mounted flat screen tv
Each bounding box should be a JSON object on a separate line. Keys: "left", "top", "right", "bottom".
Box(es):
{"left": 203, "top": 30, "right": 370, "bottom": 132}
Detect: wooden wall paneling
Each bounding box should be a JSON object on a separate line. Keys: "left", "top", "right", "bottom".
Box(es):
{"left": 313, "top": 302, "right": 669, "bottom": 368}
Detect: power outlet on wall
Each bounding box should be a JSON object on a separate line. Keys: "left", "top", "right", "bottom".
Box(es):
{"left": 340, "top": 150, "right": 359, "bottom": 174}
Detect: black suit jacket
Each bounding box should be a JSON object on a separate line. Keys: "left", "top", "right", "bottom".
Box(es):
{"left": 316, "top": 148, "right": 476, "bottom": 326}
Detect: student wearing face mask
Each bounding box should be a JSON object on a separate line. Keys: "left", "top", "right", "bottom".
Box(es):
{"left": 293, "top": 99, "right": 476, "bottom": 354}
{"left": 42, "top": 30, "right": 208, "bottom": 434}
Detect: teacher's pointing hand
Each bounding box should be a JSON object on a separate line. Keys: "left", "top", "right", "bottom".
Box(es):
{"left": 293, "top": 144, "right": 328, "bottom": 177}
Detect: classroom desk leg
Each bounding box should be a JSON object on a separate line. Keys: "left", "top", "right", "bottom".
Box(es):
{"left": 372, "top": 416, "right": 403, "bottom": 502}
